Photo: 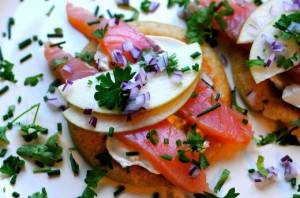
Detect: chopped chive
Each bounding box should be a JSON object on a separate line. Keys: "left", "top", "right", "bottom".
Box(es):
{"left": 49, "top": 41, "right": 66, "bottom": 48}
{"left": 32, "top": 35, "right": 38, "bottom": 41}
{"left": 57, "top": 123, "right": 62, "bottom": 132}
{"left": 70, "top": 153, "right": 79, "bottom": 175}
{"left": 164, "top": 138, "right": 169, "bottom": 144}
{"left": 152, "top": 192, "right": 159, "bottom": 198}
{"left": 47, "top": 169, "right": 60, "bottom": 176}
{"left": 0, "top": 85, "right": 9, "bottom": 96}
{"left": 17, "top": 96, "right": 22, "bottom": 103}
{"left": 201, "top": 78, "right": 214, "bottom": 90}
{"left": 146, "top": 130, "right": 159, "bottom": 145}
{"left": 113, "top": 185, "right": 125, "bottom": 196}
{"left": 231, "top": 87, "right": 248, "bottom": 115}
{"left": 176, "top": 139, "right": 182, "bottom": 147}
{"left": 33, "top": 167, "right": 51, "bottom": 173}
{"left": 213, "top": 169, "right": 230, "bottom": 193}
{"left": 248, "top": 168, "right": 255, "bottom": 173}
{"left": 10, "top": 174, "right": 17, "bottom": 184}
{"left": 8, "top": 17, "right": 15, "bottom": 40}
{"left": 242, "top": 119, "right": 248, "bottom": 125}
{"left": 289, "top": 120, "right": 300, "bottom": 126}
{"left": 94, "top": 5, "right": 100, "bottom": 17}
{"left": 181, "top": 66, "right": 191, "bottom": 72}
{"left": 47, "top": 33, "right": 63, "bottom": 38}
{"left": 197, "top": 103, "right": 221, "bottom": 117}
{"left": 192, "top": 63, "right": 200, "bottom": 72}
{"left": 18, "top": 38, "right": 32, "bottom": 49}
{"left": 43, "top": 96, "right": 48, "bottom": 102}
{"left": 38, "top": 40, "right": 43, "bottom": 46}
{"left": 3, "top": 114, "right": 8, "bottom": 121}
{"left": 297, "top": 184, "right": 300, "bottom": 192}
{"left": 0, "top": 149, "right": 7, "bottom": 157}
{"left": 2, "top": 32, "right": 6, "bottom": 37}
{"left": 159, "top": 154, "right": 172, "bottom": 161}
{"left": 0, "top": 46, "right": 3, "bottom": 61}
{"left": 19, "top": 53, "right": 32, "bottom": 63}
{"left": 292, "top": 178, "right": 297, "bottom": 187}
{"left": 48, "top": 79, "right": 61, "bottom": 93}
{"left": 12, "top": 191, "right": 20, "bottom": 197}
{"left": 88, "top": 20, "right": 101, "bottom": 26}
{"left": 126, "top": 166, "right": 131, "bottom": 173}
{"left": 190, "top": 51, "right": 201, "bottom": 59}
{"left": 215, "top": 93, "right": 220, "bottom": 101}
{"left": 191, "top": 92, "right": 199, "bottom": 99}
{"left": 108, "top": 127, "right": 114, "bottom": 137}
{"left": 46, "top": 5, "right": 55, "bottom": 16}
{"left": 125, "top": 151, "right": 139, "bottom": 156}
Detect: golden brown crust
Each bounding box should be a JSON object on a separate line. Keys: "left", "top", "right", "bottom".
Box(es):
{"left": 222, "top": 37, "right": 300, "bottom": 123}
{"left": 68, "top": 21, "right": 231, "bottom": 187}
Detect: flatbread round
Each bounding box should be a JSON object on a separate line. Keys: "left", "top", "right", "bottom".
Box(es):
{"left": 68, "top": 21, "right": 231, "bottom": 187}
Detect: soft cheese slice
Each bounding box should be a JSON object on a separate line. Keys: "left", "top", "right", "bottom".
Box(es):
{"left": 63, "top": 79, "right": 198, "bottom": 133}
{"left": 249, "top": 16, "right": 300, "bottom": 83}
{"left": 237, "top": 0, "right": 293, "bottom": 44}
{"left": 282, "top": 84, "right": 300, "bottom": 108}
{"left": 58, "top": 36, "right": 202, "bottom": 114}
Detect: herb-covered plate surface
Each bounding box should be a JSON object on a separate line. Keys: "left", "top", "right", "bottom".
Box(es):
{"left": 0, "top": 0, "right": 299, "bottom": 197}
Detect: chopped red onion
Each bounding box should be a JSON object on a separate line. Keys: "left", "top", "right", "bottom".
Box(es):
{"left": 112, "top": 50, "right": 127, "bottom": 66}
{"left": 144, "top": 53, "right": 154, "bottom": 65}
{"left": 148, "top": 1, "right": 160, "bottom": 12}
{"left": 88, "top": 115, "right": 97, "bottom": 128}
{"left": 156, "top": 56, "right": 167, "bottom": 71}
{"left": 109, "top": 18, "right": 120, "bottom": 27}
{"left": 171, "top": 70, "right": 183, "bottom": 83}
{"left": 189, "top": 164, "right": 200, "bottom": 179}
{"left": 83, "top": 108, "right": 93, "bottom": 115}
{"left": 62, "top": 79, "right": 74, "bottom": 92}
{"left": 281, "top": 155, "right": 299, "bottom": 181}
{"left": 61, "top": 65, "right": 73, "bottom": 73}
{"left": 287, "top": 21, "right": 300, "bottom": 32}
{"left": 129, "top": 86, "right": 139, "bottom": 100}
{"left": 135, "top": 67, "right": 147, "bottom": 85}
{"left": 121, "top": 81, "right": 141, "bottom": 91}
{"left": 123, "top": 92, "right": 150, "bottom": 114}
{"left": 130, "top": 46, "right": 142, "bottom": 61}
{"left": 46, "top": 97, "right": 67, "bottom": 111}
{"left": 284, "top": 0, "right": 300, "bottom": 11}
{"left": 122, "top": 40, "right": 134, "bottom": 52}
{"left": 115, "top": 0, "right": 129, "bottom": 6}
{"left": 236, "top": 0, "right": 246, "bottom": 7}
{"left": 261, "top": 34, "right": 283, "bottom": 53}
{"left": 266, "top": 53, "right": 275, "bottom": 67}
{"left": 249, "top": 166, "right": 279, "bottom": 186}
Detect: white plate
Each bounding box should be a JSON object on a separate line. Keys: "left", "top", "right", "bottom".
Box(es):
{"left": 0, "top": 0, "right": 299, "bottom": 197}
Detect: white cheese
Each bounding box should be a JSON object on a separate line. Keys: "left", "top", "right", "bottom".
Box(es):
{"left": 106, "top": 137, "right": 160, "bottom": 174}
{"left": 282, "top": 84, "right": 300, "bottom": 108}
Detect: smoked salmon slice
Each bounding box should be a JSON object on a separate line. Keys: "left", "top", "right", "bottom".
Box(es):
{"left": 199, "top": 0, "right": 256, "bottom": 42}
{"left": 66, "top": 3, "right": 160, "bottom": 64}
{"left": 115, "top": 119, "right": 209, "bottom": 193}
{"left": 44, "top": 42, "right": 98, "bottom": 82}
{"left": 177, "top": 80, "right": 253, "bottom": 144}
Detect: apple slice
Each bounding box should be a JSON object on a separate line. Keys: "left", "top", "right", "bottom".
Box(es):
{"left": 249, "top": 16, "right": 300, "bottom": 83}
{"left": 58, "top": 36, "right": 202, "bottom": 114}
{"left": 63, "top": 79, "right": 198, "bottom": 133}
{"left": 237, "top": 0, "right": 293, "bottom": 44}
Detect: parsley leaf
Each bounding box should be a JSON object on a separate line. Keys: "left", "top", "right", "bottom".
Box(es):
{"left": 246, "top": 56, "right": 266, "bottom": 68}
{"left": 19, "top": 123, "right": 48, "bottom": 142}
{"left": 276, "top": 52, "right": 298, "bottom": 70}
{"left": 166, "top": 53, "right": 179, "bottom": 76}
{"left": 92, "top": 24, "right": 108, "bottom": 39}
{"left": 0, "top": 126, "right": 9, "bottom": 144}
{"left": 184, "top": 124, "right": 206, "bottom": 152}
{"left": 75, "top": 51, "right": 94, "bottom": 62}
{"left": 194, "top": 188, "right": 239, "bottom": 198}
{"left": 256, "top": 155, "right": 269, "bottom": 177}
{"left": 94, "top": 66, "right": 135, "bottom": 111}
{"left": 16, "top": 133, "right": 63, "bottom": 166}
{"left": 0, "top": 155, "right": 25, "bottom": 184}
{"left": 47, "top": 79, "right": 61, "bottom": 93}
{"left": 24, "top": 73, "right": 43, "bottom": 86}
{"left": 84, "top": 165, "right": 107, "bottom": 188}
{"left": 185, "top": 1, "right": 234, "bottom": 45}
{"left": 28, "top": 187, "right": 48, "bottom": 198}
{"left": 273, "top": 12, "right": 300, "bottom": 45}
{"left": 78, "top": 186, "right": 97, "bottom": 198}
{"left": 167, "top": 0, "right": 190, "bottom": 8}
{"left": 252, "top": 127, "right": 300, "bottom": 146}
{"left": 0, "top": 60, "right": 17, "bottom": 83}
